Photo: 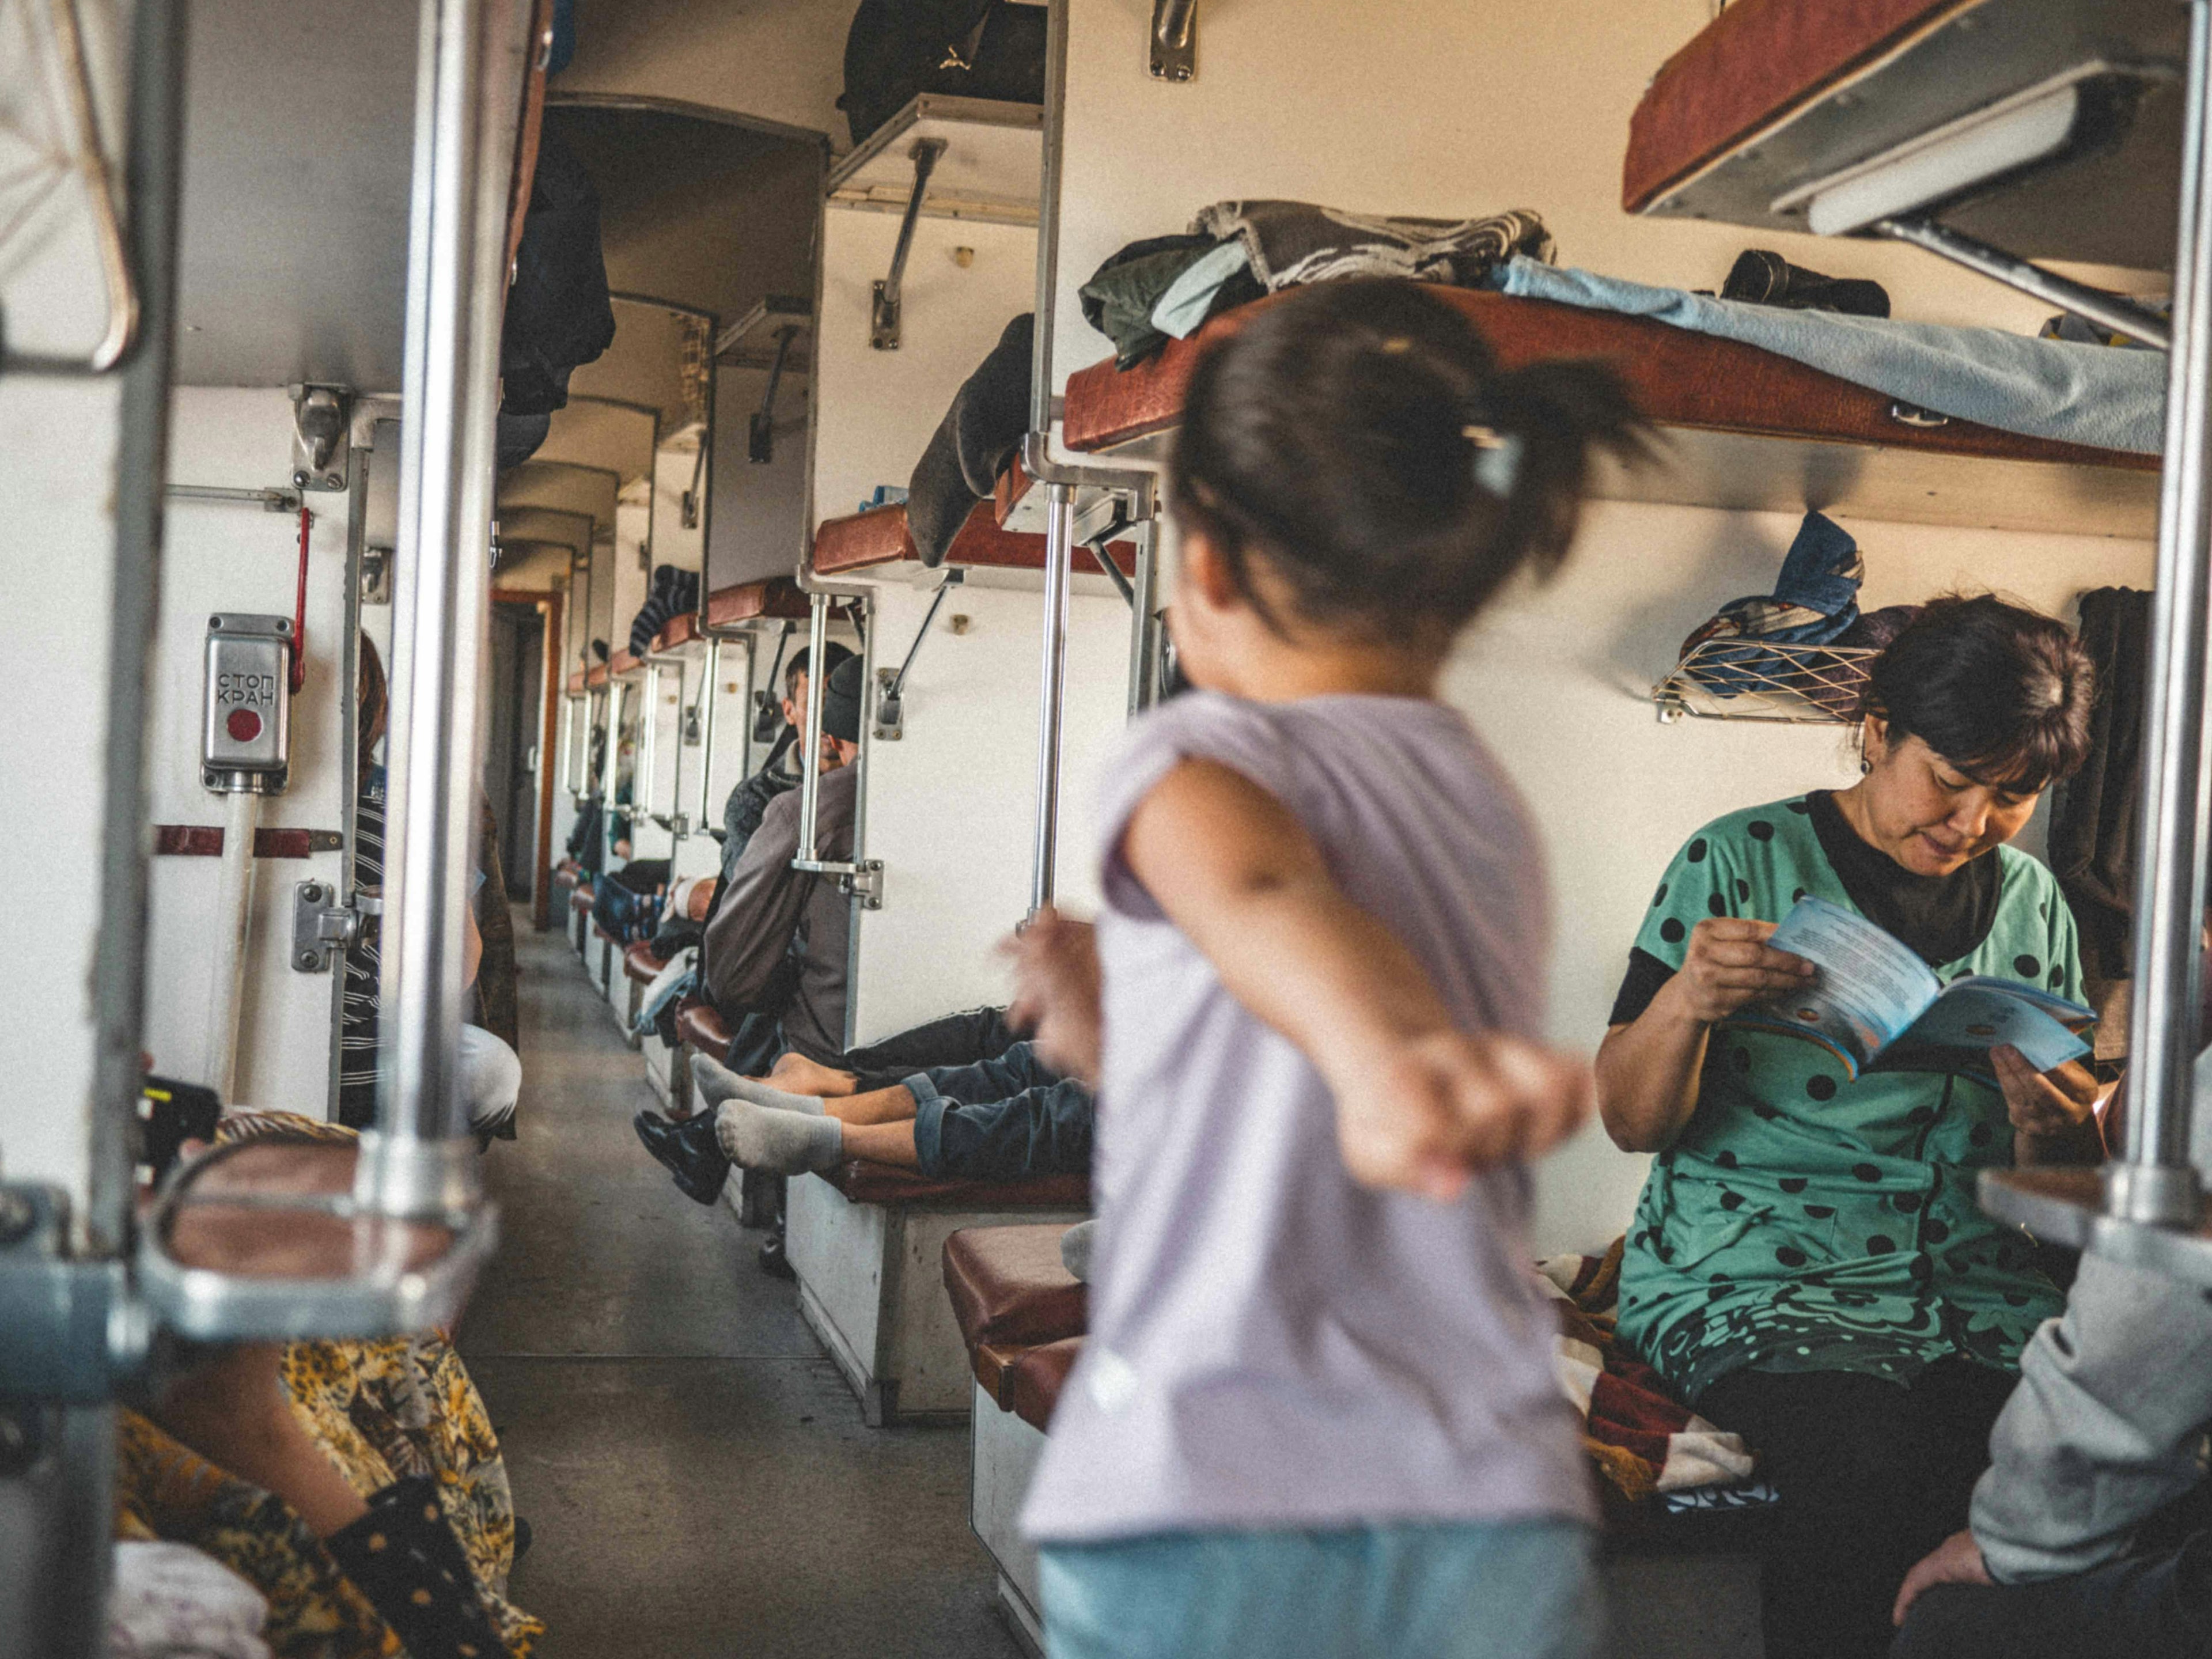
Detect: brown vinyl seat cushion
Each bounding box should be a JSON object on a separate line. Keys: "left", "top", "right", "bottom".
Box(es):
{"left": 944, "top": 1224, "right": 1087, "bottom": 1358}
{"left": 1005, "top": 1336, "right": 1082, "bottom": 1433}
{"left": 674, "top": 998, "right": 730, "bottom": 1057}
{"left": 623, "top": 943, "right": 667, "bottom": 986}
{"left": 819, "top": 1160, "right": 1089, "bottom": 1210}
{"left": 592, "top": 921, "right": 619, "bottom": 946}
{"left": 568, "top": 886, "right": 593, "bottom": 915}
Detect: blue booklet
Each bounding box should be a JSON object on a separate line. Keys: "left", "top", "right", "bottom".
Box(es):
{"left": 1731, "top": 897, "right": 2093, "bottom": 1084}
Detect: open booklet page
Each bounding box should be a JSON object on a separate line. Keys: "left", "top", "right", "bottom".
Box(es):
{"left": 1729, "top": 897, "right": 2091, "bottom": 1080}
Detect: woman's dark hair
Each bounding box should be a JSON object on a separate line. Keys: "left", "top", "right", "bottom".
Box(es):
{"left": 1169, "top": 278, "right": 1649, "bottom": 641}
{"left": 1860, "top": 593, "right": 2094, "bottom": 792}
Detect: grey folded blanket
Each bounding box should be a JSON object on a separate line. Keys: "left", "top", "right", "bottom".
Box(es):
{"left": 1192, "top": 200, "right": 1552, "bottom": 291}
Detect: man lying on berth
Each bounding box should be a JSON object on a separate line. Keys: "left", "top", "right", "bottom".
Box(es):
{"left": 632, "top": 999, "right": 1092, "bottom": 1202}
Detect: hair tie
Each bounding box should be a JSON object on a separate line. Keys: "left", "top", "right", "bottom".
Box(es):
{"left": 1463, "top": 423, "right": 1524, "bottom": 497}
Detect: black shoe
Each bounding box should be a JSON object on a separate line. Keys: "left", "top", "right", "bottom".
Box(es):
{"left": 632, "top": 1107, "right": 729, "bottom": 1205}
{"left": 759, "top": 1229, "right": 796, "bottom": 1281}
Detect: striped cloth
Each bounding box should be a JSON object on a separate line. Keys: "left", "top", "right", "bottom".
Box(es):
{"left": 1536, "top": 1237, "right": 1755, "bottom": 1503}
{"left": 1192, "top": 200, "right": 1552, "bottom": 292}
{"left": 335, "top": 766, "right": 384, "bottom": 1129}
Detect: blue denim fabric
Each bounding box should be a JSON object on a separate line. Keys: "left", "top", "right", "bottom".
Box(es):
{"left": 907, "top": 1041, "right": 1092, "bottom": 1181}
{"left": 1039, "top": 1520, "right": 1602, "bottom": 1659}
{"left": 1892, "top": 1533, "right": 2212, "bottom": 1659}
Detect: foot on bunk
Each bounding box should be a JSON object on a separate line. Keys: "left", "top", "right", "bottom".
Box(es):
{"left": 631, "top": 1107, "right": 731, "bottom": 1205}
{"left": 714, "top": 1100, "right": 843, "bottom": 1175}
{"left": 1059, "top": 1218, "right": 1097, "bottom": 1283}
{"left": 691, "top": 1055, "right": 827, "bottom": 1116}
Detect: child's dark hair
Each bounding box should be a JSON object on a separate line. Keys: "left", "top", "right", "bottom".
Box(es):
{"left": 1169, "top": 278, "right": 1649, "bottom": 642}
{"left": 1859, "top": 593, "right": 2094, "bottom": 792}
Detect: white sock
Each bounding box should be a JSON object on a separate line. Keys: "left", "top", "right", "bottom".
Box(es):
{"left": 692, "top": 1055, "right": 825, "bottom": 1116}
{"left": 715, "top": 1101, "right": 844, "bottom": 1174}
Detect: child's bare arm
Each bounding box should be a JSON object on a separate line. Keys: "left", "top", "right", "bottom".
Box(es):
{"left": 1123, "top": 759, "right": 1591, "bottom": 1198}
{"left": 1004, "top": 908, "right": 1103, "bottom": 1082}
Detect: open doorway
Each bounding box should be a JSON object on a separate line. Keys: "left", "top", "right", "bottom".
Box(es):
{"left": 487, "top": 598, "right": 546, "bottom": 902}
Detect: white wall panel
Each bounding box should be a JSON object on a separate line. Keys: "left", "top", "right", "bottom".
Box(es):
{"left": 813, "top": 210, "right": 1038, "bottom": 532}
{"left": 708, "top": 363, "right": 811, "bottom": 589}
{"left": 143, "top": 388, "right": 352, "bottom": 1113}
{"left": 851, "top": 576, "right": 1130, "bottom": 1044}
{"left": 558, "top": 0, "right": 854, "bottom": 145}
{"left": 0, "top": 373, "right": 123, "bottom": 1202}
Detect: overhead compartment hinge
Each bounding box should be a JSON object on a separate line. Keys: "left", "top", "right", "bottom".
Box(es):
{"left": 1150, "top": 0, "right": 1196, "bottom": 82}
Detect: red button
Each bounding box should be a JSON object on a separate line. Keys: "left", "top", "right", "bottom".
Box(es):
{"left": 226, "top": 708, "right": 263, "bottom": 743}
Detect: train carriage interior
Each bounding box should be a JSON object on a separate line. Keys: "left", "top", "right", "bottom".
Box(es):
{"left": 14, "top": 0, "right": 2212, "bottom": 1656}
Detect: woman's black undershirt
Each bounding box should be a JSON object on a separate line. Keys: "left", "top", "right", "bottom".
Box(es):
{"left": 1608, "top": 791, "right": 2003, "bottom": 1027}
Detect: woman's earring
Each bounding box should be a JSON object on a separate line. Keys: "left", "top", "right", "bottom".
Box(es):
{"left": 1860, "top": 758, "right": 1872, "bottom": 775}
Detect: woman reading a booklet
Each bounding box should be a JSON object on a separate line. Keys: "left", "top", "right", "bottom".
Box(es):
{"left": 1592, "top": 596, "right": 2104, "bottom": 1659}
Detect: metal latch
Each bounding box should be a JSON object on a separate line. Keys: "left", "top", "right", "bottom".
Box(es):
{"left": 793, "top": 858, "right": 885, "bottom": 910}
{"left": 1151, "top": 0, "right": 1196, "bottom": 81}
{"left": 292, "top": 880, "right": 361, "bottom": 972}
{"left": 287, "top": 383, "right": 353, "bottom": 491}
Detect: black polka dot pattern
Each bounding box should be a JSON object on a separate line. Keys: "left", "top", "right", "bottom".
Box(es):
{"left": 1804, "top": 1205, "right": 1835, "bottom": 1219}
{"left": 1787, "top": 800, "right": 1811, "bottom": 814}
{"left": 1791, "top": 888, "right": 1808, "bottom": 905}
{"left": 1709, "top": 892, "right": 1729, "bottom": 917}
{"left": 1779, "top": 1177, "right": 1808, "bottom": 1194}
{"left": 1715, "top": 1149, "right": 1739, "bottom": 1168}
{"left": 1923, "top": 1219, "right": 1950, "bottom": 1244}
{"left": 1775, "top": 1247, "right": 1808, "bottom": 1267}
{"left": 1853, "top": 1163, "right": 1881, "bottom": 1182}
{"left": 2015, "top": 955, "right": 2041, "bottom": 979}
{"left": 1867, "top": 1235, "right": 1897, "bottom": 1255}
{"left": 1661, "top": 918, "right": 1685, "bottom": 945}
{"left": 1747, "top": 820, "right": 1774, "bottom": 842}
{"left": 1736, "top": 878, "right": 1752, "bottom": 901}
{"left": 1687, "top": 839, "right": 1709, "bottom": 863}
{"left": 1806, "top": 1076, "right": 1838, "bottom": 1101}
{"left": 1653, "top": 883, "right": 1669, "bottom": 907}
{"left": 1893, "top": 1193, "right": 1923, "bottom": 1214}
{"left": 1719, "top": 1190, "right": 1744, "bottom": 1211}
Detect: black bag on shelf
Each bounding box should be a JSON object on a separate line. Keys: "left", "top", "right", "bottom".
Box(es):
{"left": 839, "top": 0, "right": 1047, "bottom": 148}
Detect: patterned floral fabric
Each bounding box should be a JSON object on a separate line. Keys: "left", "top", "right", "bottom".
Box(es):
{"left": 117, "top": 1112, "right": 543, "bottom": 1656}
{"left": 1616, "top": 797, "right": 2082, "bottom": 1403}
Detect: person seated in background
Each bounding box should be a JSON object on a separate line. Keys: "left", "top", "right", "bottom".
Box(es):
{"left": 698, "top": 654, "right": 866, "bottom": 1073}
{"left": 339, "top": 635, "right": 520, "bottom": 1143}
{"left": 710, "top": 641, "right": 857, "bottom": 897}
{"left": 634, "top": 1036, "right": 1091, "bottom": 1202}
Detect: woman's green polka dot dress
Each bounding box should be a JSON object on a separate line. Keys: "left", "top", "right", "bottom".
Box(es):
{"left": 1616, "top": 796, "right": 2085, "bottom": 1404}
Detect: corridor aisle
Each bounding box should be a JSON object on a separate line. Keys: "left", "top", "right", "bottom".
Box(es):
{"left": 458, "top": 914, "right": 1018, "bottom": 1657}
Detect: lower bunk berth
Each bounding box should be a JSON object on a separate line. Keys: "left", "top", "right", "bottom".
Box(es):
{"left": 942, "top": 1224, "right": 1774, "bottom": 1659}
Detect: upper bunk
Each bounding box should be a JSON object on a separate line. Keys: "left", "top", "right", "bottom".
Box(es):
{"left": 812, "top": 500, "right": 1135, "bottom": 581}
{"left": 562, "top": 576, "right": 808, "bottom": 691}
{"left": 1621, "top": 0, "right": 2185, "bottom": 270}
{"left": 1040, "top": 284, "right": 2161, "bottom": 539}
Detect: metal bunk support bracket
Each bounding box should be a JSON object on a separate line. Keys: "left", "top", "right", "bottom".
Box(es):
{"left": 643, "top": 652, "right": 692, "bottom": 836}
{"left": 1150, "top": 0, "right": 1197, "bottom": 83}
{"left": 790, "top": 582, "right": 883, "bottom": 908}
{"left": 287, "top": 383, "right": 355, "bottom": 491}
{"left": 1874, "top": 217, "right": 2172, "bottom": 349}
{"left": 870, "top": 137, "right": 949, "bottom": 350}
{"left": 874, "top": 570, "right": 964, "bottom": 741}
{"left": 749, "top": 323, "right": 801, "bottom": 463}
{"left": 1982, "top": 0, "right": 2212, "bottom": 1263}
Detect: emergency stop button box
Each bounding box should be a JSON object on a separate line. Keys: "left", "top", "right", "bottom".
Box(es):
{"left": 202, "top": 613, "right": 294, "bottom": 791}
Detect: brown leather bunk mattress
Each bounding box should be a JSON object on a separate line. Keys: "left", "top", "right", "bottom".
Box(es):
{"left": 812, "top": 499, "right": 1137, "bottom": 578}
{"left": 1059, "top": 287, "right": 2158, "bottom": 538}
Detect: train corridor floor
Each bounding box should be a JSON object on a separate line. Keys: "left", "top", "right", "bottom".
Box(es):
{"left": 458, "top": 914, "right": 1020, "bottom": 1658}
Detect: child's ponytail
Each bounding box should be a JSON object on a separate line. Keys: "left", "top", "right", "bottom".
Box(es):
{"left": 1171, "top": 279, "right": 1649, "bottom": 642}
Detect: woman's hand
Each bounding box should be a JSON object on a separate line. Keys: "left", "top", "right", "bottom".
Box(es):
{"left": 1893, "top": 1528, "right": 1991, "bottom": 1626}
{"left": 1004, "top": 907, "right": 1103, "bottom": 1084}
{"left": 1335, "top": 1032, "right": 1592, "bottom": 1201}
{"left": 1661, "top": 918, "right": 1816, "bottom": 1025}
{"left": 1992, "top": 1046, "right": 2104, "bottom": 1164}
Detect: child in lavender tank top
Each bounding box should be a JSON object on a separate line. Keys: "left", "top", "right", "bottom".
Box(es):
{"left": 1004, "top": 279, "right": 1649, "bottom": 1659}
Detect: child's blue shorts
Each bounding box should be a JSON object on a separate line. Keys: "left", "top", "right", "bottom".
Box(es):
{"left": 1039, "top": 1517, "right": 1601, "bottom": 1659}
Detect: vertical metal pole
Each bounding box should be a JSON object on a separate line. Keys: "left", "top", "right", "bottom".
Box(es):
{"left": 365, "top": 0, "right": 530, "bottom": 1211}
{"left": 2113, "top": 0, "right": 2212, "bottom": 1226}
{"left": 1032, "top": 484, "right": 1076, "bottom": 910}
{"left": 639, "top": 660, "right": 662, "bottom": 823}
{"left": 694, "top": 637, "right": 722, "bottom": 831}
{"left": 797, "top": 592, "right": 830, "bottom": 863}
{"left": 1126, "top": 517, "right": 1160, "bottom": 717}
{"left": 1029, "top": 0, "right": 1070, "bottom": 439}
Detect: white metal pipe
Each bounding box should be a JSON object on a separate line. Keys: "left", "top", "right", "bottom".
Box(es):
{"left": 2111, "top": 0, "right": 2212, "bottom": 1225}
{"left": 365, "top": 0, "right": 531, "bottom": 1210}
{"left": 694, "top": 637, "right": 724, "bottom": 830}
{"left": 1031, "top": 483, "right": 1076, "bottom": 911}
{"left": 203, "top": 789, "right": 261, "bottom": 1101}
{"left": 1126, "top": 517, "right": 1160, "bottom": 717}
